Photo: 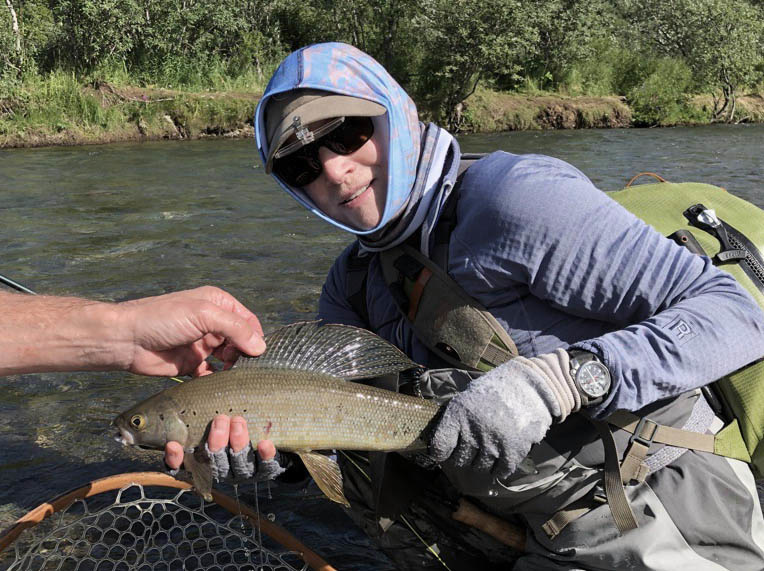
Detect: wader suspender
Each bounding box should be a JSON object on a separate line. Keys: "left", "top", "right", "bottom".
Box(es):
{"left": 345, "top": 154, "right": 518, "bottom": 372}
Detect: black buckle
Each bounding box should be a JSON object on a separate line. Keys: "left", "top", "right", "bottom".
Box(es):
{"left": 630, "top": 417, "right": 658, "bottom": 448}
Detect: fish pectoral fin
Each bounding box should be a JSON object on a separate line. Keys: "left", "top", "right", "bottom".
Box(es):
{"left": 297, "top": 451, "right": 350, "bottom": 507}
{"left": 183, "top": 447, "right": 214, "bottom": 502}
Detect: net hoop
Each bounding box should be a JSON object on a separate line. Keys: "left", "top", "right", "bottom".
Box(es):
{"left": 0, "top": 471, "right": 336, "bottom": 571}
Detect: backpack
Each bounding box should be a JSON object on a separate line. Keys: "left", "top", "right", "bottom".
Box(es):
{"left": 609, "top": 174, "right": 764, "bottom": 478}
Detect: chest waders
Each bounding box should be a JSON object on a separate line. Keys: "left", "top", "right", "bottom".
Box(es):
{"left": 345, "top": 165, "right": 764, "bottom": 541}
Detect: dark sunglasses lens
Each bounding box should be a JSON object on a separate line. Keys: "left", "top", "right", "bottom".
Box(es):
{"left": 272, "top": 116, "right": 375, "bottom": 187}
{"left": 273, "top": 151, "right": 321, "bottom": 187}
{"left": 324, "top": 116, "right": 374, "bottom": 155}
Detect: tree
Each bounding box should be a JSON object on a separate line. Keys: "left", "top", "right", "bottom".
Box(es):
{"left": 413, "top": 0, "right": 537, "bottom": 130}
{"left": 53, "top": 0, "right": 143, "bottom": 71}
{"left": 3, "top": 0, "right": 21, "bottom": 73}
{"left": 523, "top": 0, "right": 620, "bottom": 92}
{"left": 621, "top": 0, "right": 764, "bottom": 122}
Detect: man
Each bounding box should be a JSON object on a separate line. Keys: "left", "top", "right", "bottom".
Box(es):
{"left": 171, "top": 43, "right": 764, "bottom": 569}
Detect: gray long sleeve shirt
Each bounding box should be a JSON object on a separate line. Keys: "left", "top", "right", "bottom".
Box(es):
{"left": 319, "top": 151, "right": 764, "bottom": 416}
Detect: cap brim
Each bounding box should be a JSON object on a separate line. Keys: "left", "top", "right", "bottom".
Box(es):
{"left": 265, "top": 95, "right": 385, "bottom": 173}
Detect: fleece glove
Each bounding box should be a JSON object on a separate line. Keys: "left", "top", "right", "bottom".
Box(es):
{"left": 206, "top": 443, "right": 287, "bottom": 482}
{"left": 428, "top": 349, "right": 581, "bottom": 480}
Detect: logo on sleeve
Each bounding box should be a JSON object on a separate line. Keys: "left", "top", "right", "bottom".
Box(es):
{"left": 667, "top": 317, "right": 697, "bottom": 345}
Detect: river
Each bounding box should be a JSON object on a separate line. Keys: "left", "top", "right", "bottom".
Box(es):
{"left": 1, "top": 124, "right": 763, "bottom": 569}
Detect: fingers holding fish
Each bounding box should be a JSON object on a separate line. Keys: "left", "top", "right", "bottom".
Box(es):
{"left": 257, "top": 438, "right": 277, "bottom": 461}
{"left": 205, "top": 416, "right": 284, "bottom": 482}
{"left": 164, "top": 440, "right": 184, "bottom": 472}
{"left": 117, "top": 287, "right": 266, "bottom": 376}
{"left": 208, "top": 414, "right": 253, "bottom": 454}
{"left": 163, "top": 415, "right": 278, "bottom": 481}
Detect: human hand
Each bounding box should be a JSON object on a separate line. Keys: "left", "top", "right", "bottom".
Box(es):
{"left": 164, "top": 415, "right": 285, "bottom": 482}
{"left": 116, "top": 286, "right": 265, "bottom": 377}
{"left": 428, "top": 354, "right": 573, "bottom": 480}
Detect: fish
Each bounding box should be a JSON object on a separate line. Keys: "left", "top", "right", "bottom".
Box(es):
{"left": 113, "top": 321, "right": 440, "bottom": 505}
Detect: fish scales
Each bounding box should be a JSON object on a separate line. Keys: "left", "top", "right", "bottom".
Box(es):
{"left": 135, "top": 368, "right": 439, "bottom": 452}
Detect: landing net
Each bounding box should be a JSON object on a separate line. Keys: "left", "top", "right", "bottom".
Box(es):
{"left": 0, "top": 472, "right": 334, "bottom": 571}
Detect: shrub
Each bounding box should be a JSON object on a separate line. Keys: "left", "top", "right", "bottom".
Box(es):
{"left": 626, "top": 58, "right": 705, "bottom": 126}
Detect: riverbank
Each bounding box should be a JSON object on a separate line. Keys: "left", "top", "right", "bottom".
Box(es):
{"left": 2, "top": 81, "right": 764, "bottom": 149}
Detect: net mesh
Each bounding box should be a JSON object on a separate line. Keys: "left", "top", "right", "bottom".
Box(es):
{"left": 2, "top": 483, "right": 309, "bottom": 571}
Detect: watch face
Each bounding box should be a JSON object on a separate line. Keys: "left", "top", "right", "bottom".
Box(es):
{"left": 576, "top": 361, "right": 611, "bottom": 398}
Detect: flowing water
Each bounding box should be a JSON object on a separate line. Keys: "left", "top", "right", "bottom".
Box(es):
{"left": 0, "top": 124, "right": 763, "bottom": 569}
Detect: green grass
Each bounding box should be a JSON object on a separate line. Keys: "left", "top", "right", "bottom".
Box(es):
{"left": 0, "top": 67, "right": 262, "bottom": 147}
{"left": 1, "top": 65, "right": 763, "bottom": 148}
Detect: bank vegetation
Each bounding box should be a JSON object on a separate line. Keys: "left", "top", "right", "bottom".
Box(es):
{"left": 2, "top": 0, "right": 764, "bottom": 147}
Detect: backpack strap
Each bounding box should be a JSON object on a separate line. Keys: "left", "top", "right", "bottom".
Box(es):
{"left": 344, "top": 153, "right": 517, "bottom": 371}
{"left": 379, "top": 243, "right": 518, "bottom": 371}
{"left": 430, "top": 153, "right": 487, "bottom": 270}
{"left": 342, "top": 152, "right": 480, "bottom": 326}
{"left": 345, "top": 241, "right": 371, "bottom": 326}
{"left": 376, "top": 154, "right": 518, "bottom": 371}
{"left": 543, "top": 390, "right": 753, "bottom": 539}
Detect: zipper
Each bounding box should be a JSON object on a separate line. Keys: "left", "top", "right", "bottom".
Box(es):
{"left": 684, "top": 203, "right": 764, "bottom": 294}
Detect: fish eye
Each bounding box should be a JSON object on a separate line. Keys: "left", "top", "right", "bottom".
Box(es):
{"left": 130, "top": 414, "right": 147, "bottom": 431}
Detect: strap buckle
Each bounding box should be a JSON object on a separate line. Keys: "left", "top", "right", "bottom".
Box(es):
{"left": 630, "top": 417, "right": 658, "bottom": 449}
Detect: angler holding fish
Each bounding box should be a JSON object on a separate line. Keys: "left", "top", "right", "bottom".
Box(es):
{"left": 136, "top": 43, "right": 763, "bottom": 570}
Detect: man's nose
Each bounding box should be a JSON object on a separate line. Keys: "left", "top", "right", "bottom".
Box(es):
{"left": 318, "top": 147, "right": 353, "bottom": 184}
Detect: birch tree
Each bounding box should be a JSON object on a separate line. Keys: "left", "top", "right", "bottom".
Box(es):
{"left": 4, "top": 0, "right": 22, "bottom": 71}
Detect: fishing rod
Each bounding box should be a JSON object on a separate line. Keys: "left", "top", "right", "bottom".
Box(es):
{"left": 0, "top": 273, "right": 37, "bottom": 295}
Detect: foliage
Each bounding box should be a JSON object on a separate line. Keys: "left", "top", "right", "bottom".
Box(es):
{"left": 620, "top": 0, "right": 764, "bottom": 121}
{"left": 412, "top": 0, "right": 537, "bottom": 130}
{"left": 626, "top": 58, "right": 706, "bottom": 125}
{"left": 1, "top": 0, "right": 764, "bottom": 133}
{"left": 521, "top": 0, "right": 619, "bottom": 92}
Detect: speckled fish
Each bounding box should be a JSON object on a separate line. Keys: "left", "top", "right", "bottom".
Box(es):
{"left": 113, "top": 321, "right": 439, "bottom": 505}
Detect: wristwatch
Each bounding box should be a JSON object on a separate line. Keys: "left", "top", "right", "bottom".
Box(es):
{"left": 568, "top": 349, "right": 611, "bottom": 407}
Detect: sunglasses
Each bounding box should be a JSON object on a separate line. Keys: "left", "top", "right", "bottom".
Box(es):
{"left": 272, "top": 116, "right": 375, "bottom": 187}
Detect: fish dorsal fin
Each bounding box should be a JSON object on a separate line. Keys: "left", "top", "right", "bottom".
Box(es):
{"left": 234, "top": 321, "right": 418, "bottom": 380}
{"left": 297, "top": 451, "right": 350, "bottom": 507}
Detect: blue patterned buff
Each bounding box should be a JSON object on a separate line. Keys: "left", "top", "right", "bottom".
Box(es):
{"left": 254, "top": 42, "right": 421, "bottom": 235}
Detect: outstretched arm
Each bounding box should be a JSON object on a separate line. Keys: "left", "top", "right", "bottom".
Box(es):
{"left": 0, "top": 285, "right": 265, "bottom": 377}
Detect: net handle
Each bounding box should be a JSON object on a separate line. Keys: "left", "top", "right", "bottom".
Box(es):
{"left": 0, "top": 471, "right": 336, "bottom": 571}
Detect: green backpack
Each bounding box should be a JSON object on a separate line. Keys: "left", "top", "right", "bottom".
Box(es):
{"left": 609, "top": 176, "right": 764, "bottom": 478}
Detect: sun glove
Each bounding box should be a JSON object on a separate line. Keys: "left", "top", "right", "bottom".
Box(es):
{"left": 205, "top": 442, "right": 287, "bottom": 482}
{"left": 428, "top": 349, "right": 581, "bottom": 480}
